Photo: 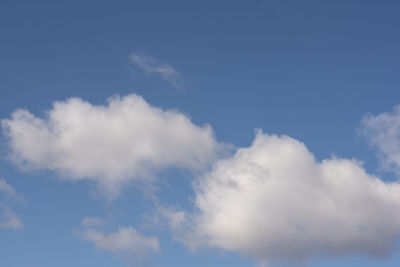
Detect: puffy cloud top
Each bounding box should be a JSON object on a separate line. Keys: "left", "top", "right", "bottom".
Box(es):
{"left": 1, "top": 94, "right": 219, "bottom": 196}
{"left": 181, "top": 132, "right": 400, "bottom": 262}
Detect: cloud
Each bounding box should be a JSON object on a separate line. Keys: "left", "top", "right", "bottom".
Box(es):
{"left": 0, "top": 205, "right": 24, "bottom": 230}
{"left": 81, "top": 227, "right": 160, "bottom": 254}
{"left": 1, "top": 94, "right": 219, "bottom": 198}
{"left": 360, "top": 105, "right": 400, "bottom": 174}
{"left": 0, "top": 179, "right": 24, "bottom": 203}
{"left": 78, "top": 218, "right": 160, "bottom": 262}
{"left": 159, "top": 207, "right": 186, "bottom": 231}
{"left": 0, "top": 179, "right": 24, "bottom": 231}
{"left": 176, "top": 131, "right": 400, "bottom": 263}
{"left": 81, "top": 217, "right": 104, "bottom": 227}
{"left": 129, "top": 53, "right": 184, "bottom": 90}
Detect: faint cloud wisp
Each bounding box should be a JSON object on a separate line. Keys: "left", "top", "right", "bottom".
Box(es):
{"left": 129, "top": 52, "right": 185, "bottom": 90}
{"left": 0, "top": 179, "right": 24, "bottom": 230}
{"left": 76, "top": 216, "right": 160, "bottom": 266}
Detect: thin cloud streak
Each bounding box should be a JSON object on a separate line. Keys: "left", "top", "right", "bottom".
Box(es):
{"left": 129, "top": 53, "right": 185, "bottom": 90}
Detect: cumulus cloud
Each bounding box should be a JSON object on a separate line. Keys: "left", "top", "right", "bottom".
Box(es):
{"left": 360, "top": 105, "right": 400, "bottom": 174}
{"left": 129, "top": 53, "right": 184, "bottom": 90}
{"left": 176, "top": 131, "right": 400, "bottom": 262}
{"left": 1, "top": 94, "right": 219, "bottom": 197}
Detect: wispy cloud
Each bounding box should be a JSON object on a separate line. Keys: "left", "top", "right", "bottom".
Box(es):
{"left": 77, "top": 217, "right": 159, "bottom": 265}
{"left": 0, "top": 179, "right": 24, "bottom": 203}
{"left": 81, "top": 217, "right": 105, "bottom": 227}
{"left": 129, "top": 52, "right": 184, "bottom": 90}
{"left": 0, "top": 205, "right": 23, "bottom": 230}
{"left": 0, "top": 179, "right": 24, "bottom": 231}
{"left": 360, "top": 105, "right": 400, "bottom": 174}
{"left": 81, "top": 227, "right": 160, "bottom": 255}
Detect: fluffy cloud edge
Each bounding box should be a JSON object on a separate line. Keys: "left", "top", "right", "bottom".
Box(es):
{"left": 166, "top": 131, "right": 400, "bottom": 263}
{"left": 1, "top": 94, "right": 221, "bottom": 198}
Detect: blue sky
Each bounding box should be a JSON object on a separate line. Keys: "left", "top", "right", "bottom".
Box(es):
{"left": 1, "top": 0, "right": 400, "bottom": 266}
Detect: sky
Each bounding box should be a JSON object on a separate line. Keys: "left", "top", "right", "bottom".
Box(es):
{"left": 1, "top": 0, "right": 400, "bottom": 266}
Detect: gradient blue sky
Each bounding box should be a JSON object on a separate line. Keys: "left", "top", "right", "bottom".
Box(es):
{"left": 1, "top": 0, "right": 400, "bottom": 266}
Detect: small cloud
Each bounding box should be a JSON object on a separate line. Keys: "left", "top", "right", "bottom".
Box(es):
{"left": 129, "top": 52, "right": 184, "bottom": 90}
{"left": 155, "top": 206, "right": 186, "bottom": 232}
{"left": 81, "top": 217, "right": 104, "bottom": 227}
{"left": 0, "top": 179, "right": 24, "bottom": 203}
{"left": 77, "top": 218, "right": 160, "bottom": 265}
{"left": 80, "top": 227, "right": 160, "bottom": 255}
{"left": 0, "top": 205, "right": 23, "bottom": 230}
{"left": 360, "top": 105, "right": 400, "bottom": 175}
{"left": 0, "top": 179, "right": 24, "bottom": 231}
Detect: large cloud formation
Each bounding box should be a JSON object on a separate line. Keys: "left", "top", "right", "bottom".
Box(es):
{"left": 361, "top": 105, "right": 400, "bottom": 174}
{"left": 178, "top": 132, "right": 400, "bottom": 262}
{"left": 1, "top": 94, "right": 218, "bottom": 196}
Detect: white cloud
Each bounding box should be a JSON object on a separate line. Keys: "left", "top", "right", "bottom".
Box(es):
{"left": 129, "top": 53, "right": 184, "bottom": 90}
{"left": 1, "top": 94, "right": 219, "bottom": 197}
{"left": 360, "top": 105, "right": 400, "bottom": 174}
{"left": 0, "top": 205, "right": 23, "bottom": 230}
{"left": 176, "top": 131, "right": 400, "bottom": 262}
{"left": 80, "top": 226, "right": 160, "bottom": 256}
